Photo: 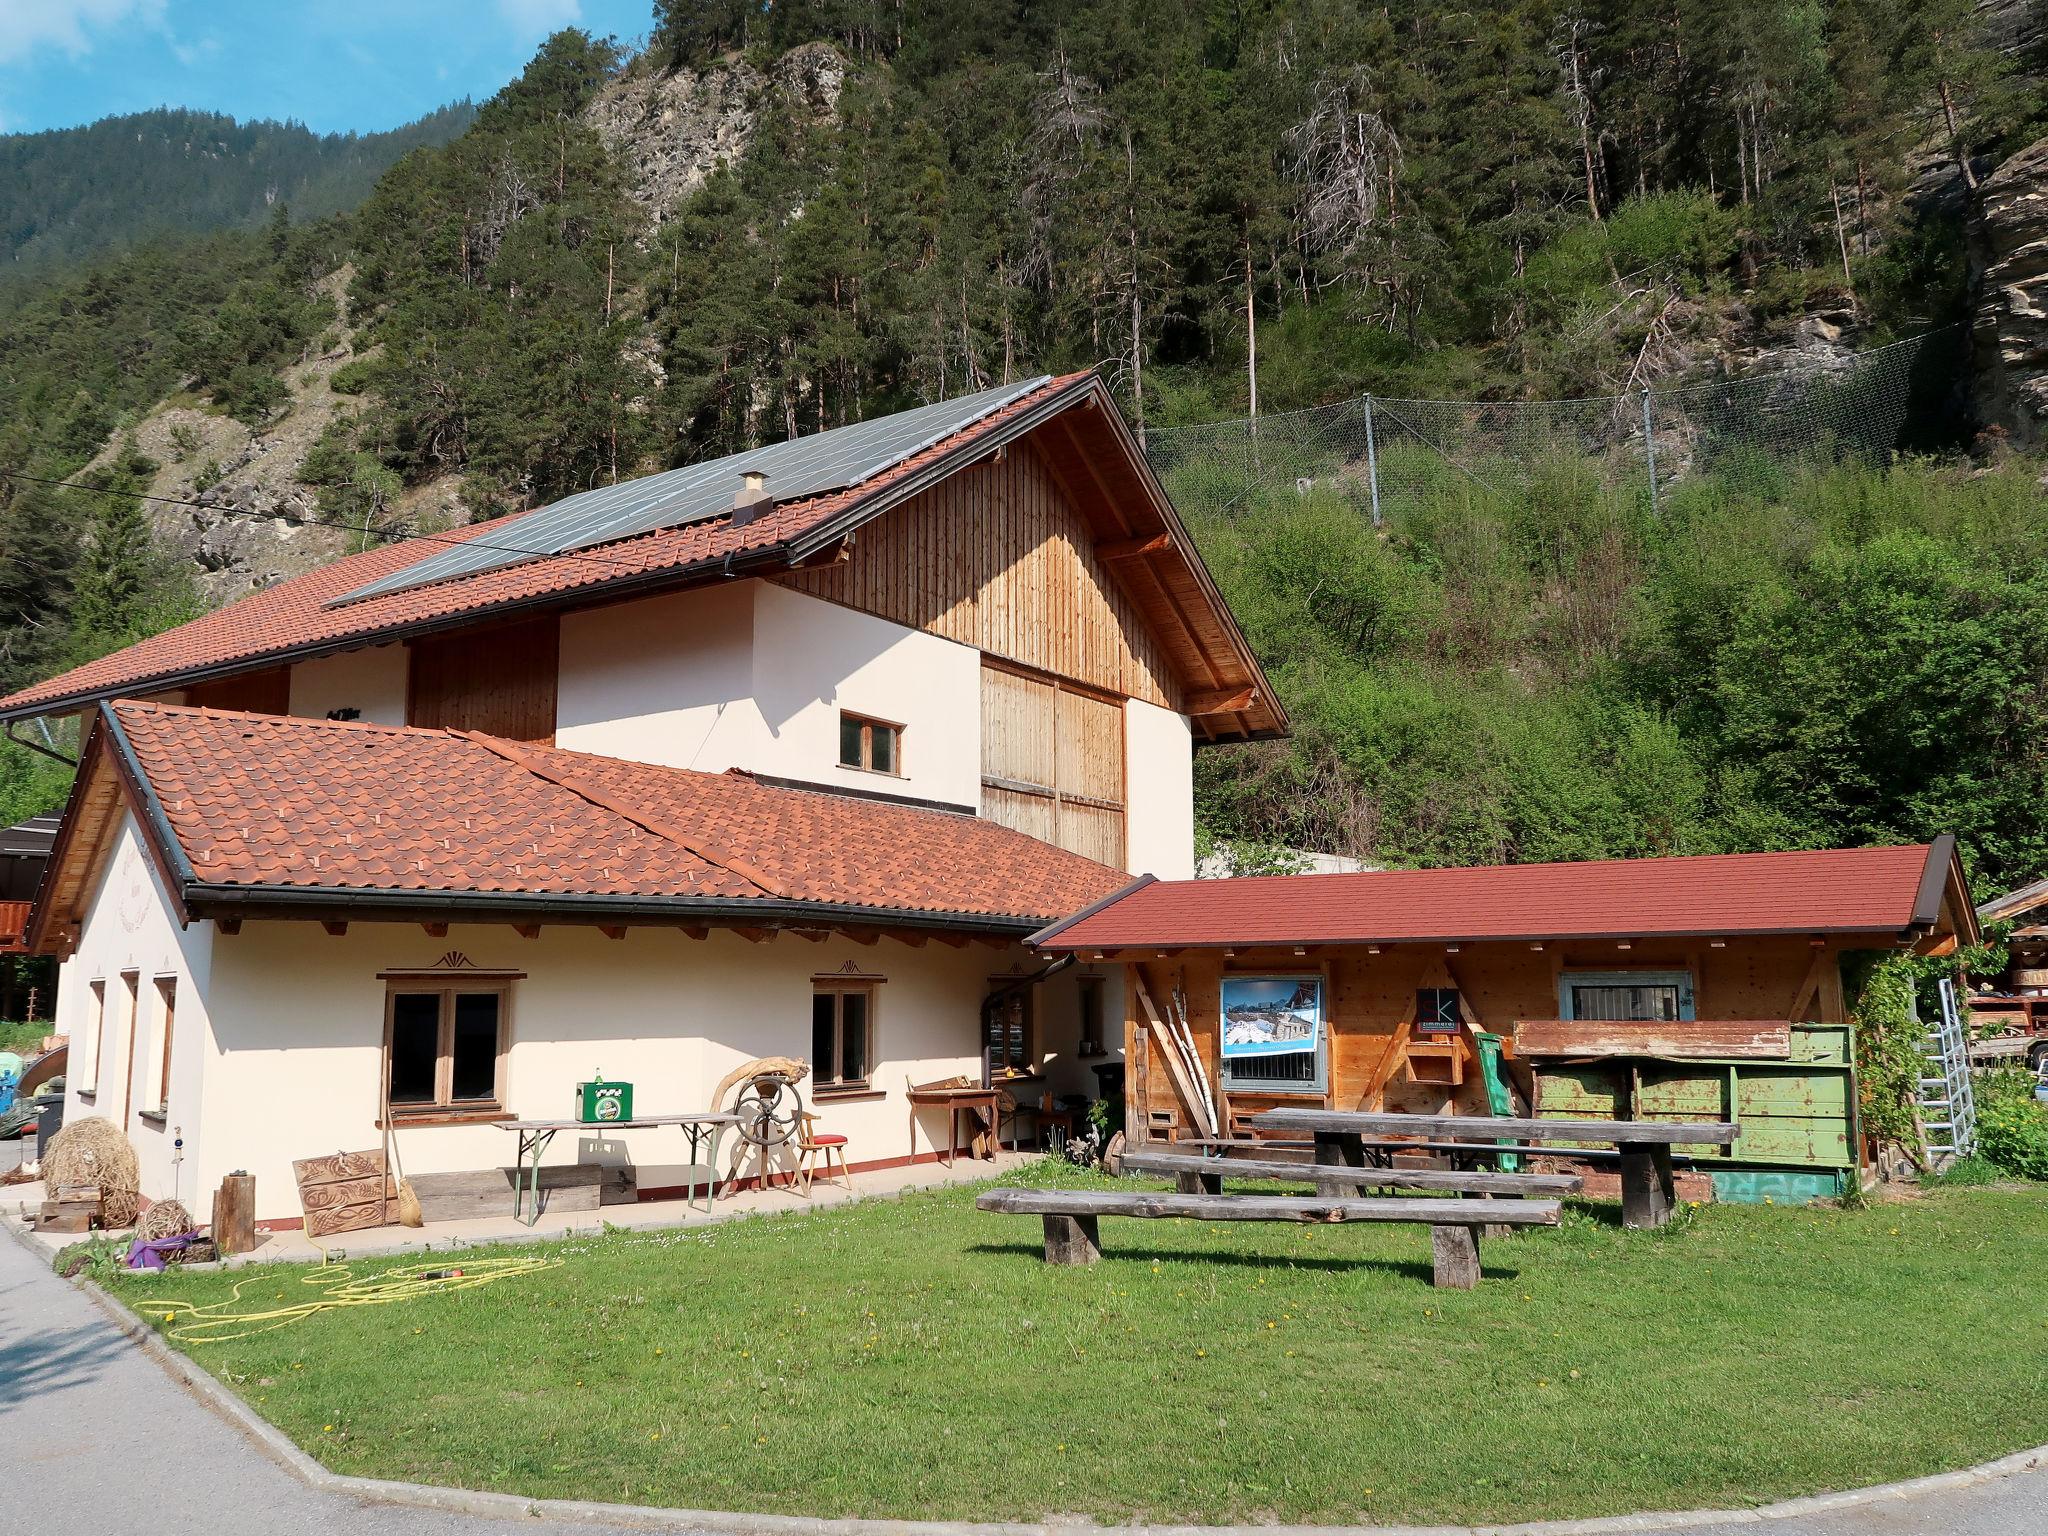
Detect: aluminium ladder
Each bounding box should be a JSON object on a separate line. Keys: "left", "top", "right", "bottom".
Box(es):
{"left": 1918, "top": 977, "right": 1977, "bottom": 1168}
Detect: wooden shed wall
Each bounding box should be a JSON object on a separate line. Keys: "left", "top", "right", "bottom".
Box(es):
{"left": 777, "top": 440, "right": 1179, "bottom": 708}
{"left": 1123, "top": 937, "right": 1847, "bottom": 1138}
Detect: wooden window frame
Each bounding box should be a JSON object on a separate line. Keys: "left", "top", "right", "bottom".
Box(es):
{"left": 1558, "top": 969, "right": 1696, "bottom": 1023}
{"left": 116, "top": 971, "right": 140, "bottom": 1130}
{"left": 142, "top": 974, "right": 177, "bottom": 1121}
{"left": 811, "top": 980, "right": 877, "bottom": 1095}
{"left": 78, "top": 978, "right": 106, "bottom": 1095}
{"left": 985, "top": 978, "right": 1038, "bottom": 1080}
{"left": 382, "top": 982, "right": 513, "bottom": 1123}
{"left": 837, "top": 711, "right": 905, "bottom": 778}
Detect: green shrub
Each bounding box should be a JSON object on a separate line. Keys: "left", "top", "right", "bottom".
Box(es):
{"left": 328, "top": 357, "right": 376, "bottom": 396}
{"left": 1975, "top": 1066, "right": 2048, "bottom": 1181}
{"left": 1977, "top": 1097, "right": 2048, "bottom": 1181}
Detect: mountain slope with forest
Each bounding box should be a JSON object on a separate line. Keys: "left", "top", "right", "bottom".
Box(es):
{"left": 0, "top": 103, "right": 475, "bottom": 297}
{"left": 3, "top": 0, "right": 2048, "bottom": 896}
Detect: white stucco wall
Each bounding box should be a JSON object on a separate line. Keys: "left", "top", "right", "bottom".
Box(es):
{"left": 58, "top": 815, "right": 214, "bottom": 1210}
{"left": 285, "top": 643, "right": 409, "bottom": 725}
{"left": 555, "top": 584, "right": 760, "bottom": 770}
{"left": 748, "top": 583, "right": 981, "bottom": 807}
{"left": 197, "top": 921, "right": 1036, "bottom": 1220}
{"left": 1123, "top": 698, "right": 1195, "bottom": 879}
{"left": 556, "top": 581, "right": 982, "bottom": 809}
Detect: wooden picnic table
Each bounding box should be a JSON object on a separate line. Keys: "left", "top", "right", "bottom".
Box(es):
{"left": 1248, "top": 1108, "right": 1739, "bottom": 1228}
{"left": 497, "top": 1113, "right": 743, "bottom": 1224}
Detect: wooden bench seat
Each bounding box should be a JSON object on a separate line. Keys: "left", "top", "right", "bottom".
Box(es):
{"left": 1119, "top": 1148, "right": 1583, "bottom": 1198}
{"left": 976, "top": 1187, "right": 1560, "bottom": 1288}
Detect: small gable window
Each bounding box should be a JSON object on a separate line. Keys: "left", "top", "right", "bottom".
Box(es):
{"left": 838, "top": 712, "right": 902, "bottom": 776}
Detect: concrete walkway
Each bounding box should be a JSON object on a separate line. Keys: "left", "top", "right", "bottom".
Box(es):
{"left": 0, "top": 1218, "right": 2042, "bottom": 1536}
{"left": 9, "top": 1146, "right": 1042, "bottom": 1266}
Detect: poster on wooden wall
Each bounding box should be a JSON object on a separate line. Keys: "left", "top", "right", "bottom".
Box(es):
{"left": 1220, "top": 976, "right": 1323, "bottom": 1059}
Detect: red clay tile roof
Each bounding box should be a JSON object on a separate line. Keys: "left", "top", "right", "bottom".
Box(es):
{"left": 1033, "top": 844, "right": 1962, "bottom": 950}
{"left": 100, "top": 701, "right": 1130, "bottom": 928}
{"left": 0, "top": 374, "right": 1093, "bottom": 721}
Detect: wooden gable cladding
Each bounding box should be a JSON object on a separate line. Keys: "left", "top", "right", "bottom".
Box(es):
{"left": 777, "top": 438, "right": 1178, "bottom": 709}
{"left": 406, "top": 614, "right": 559, "bottom": 744}
{"left": 980, "top": 661, "right": 1125, "bottom": 866}
{"left": 185, "top": 665, "right": 290, "bottom": 716}
{"left": 1030, "top": 404, "right": 1282, "bottom": 740}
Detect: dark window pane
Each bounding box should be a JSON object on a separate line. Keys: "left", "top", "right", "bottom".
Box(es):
{"left": 389, "top": 993, "right": 440, "bottom": 1104}
{"left": 870, "top": 723, "right": 896, "bottom": 774}
{"left": 839, "top": 715, "right": 864, "bottom": 768}
{"left": 813, "top": 992, "right": 838, "bottom": 1081}
{"left": 985, "top": 995, "right": 1026, "bottom": 1069}
{"left": 449, "top": 993, "right": 500, "bottom": 1101}
{"left": 840, "top": 992, "right": 868, "bottom": 1083}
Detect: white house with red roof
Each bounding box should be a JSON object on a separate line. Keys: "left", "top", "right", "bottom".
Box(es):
{"left": 6, "top": 372, "right": 1280, "bottom": 1225}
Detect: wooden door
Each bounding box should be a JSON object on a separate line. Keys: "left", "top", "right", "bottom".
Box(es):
{"left": 979, "top": 662, "right": 1125, "bottom": 865}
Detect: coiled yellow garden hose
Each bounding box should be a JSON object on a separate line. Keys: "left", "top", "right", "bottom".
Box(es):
{"left": 145, "top": 1251, "right": 562, "bottom": 1343}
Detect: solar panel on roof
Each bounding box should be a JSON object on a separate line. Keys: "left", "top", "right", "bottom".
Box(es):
{"left": 334, "top": 376, "right": 1054, "bottom": 606}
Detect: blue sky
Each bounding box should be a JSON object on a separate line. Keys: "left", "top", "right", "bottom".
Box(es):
{"left": 0, "top": 0, "right": 657, "bottom": 136}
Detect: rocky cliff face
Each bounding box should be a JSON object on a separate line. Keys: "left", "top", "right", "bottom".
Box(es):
{"left": 1974, "top": 136, "right": 2048, "bottom": 449}
{"left": 584, "top": 42, "right": 845, "bottom": 228}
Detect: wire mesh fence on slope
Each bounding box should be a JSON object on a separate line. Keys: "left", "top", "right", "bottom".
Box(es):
{"left": 1145, "top": 328, "right": 1951, "bottom": 527}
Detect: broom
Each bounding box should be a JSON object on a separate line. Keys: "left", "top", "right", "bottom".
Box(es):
{"left": 380, "top": 1076, "right": 424, "bottom": 1228}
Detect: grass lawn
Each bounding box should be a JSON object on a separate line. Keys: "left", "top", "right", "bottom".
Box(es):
{"left": 114, "top": 1164, "right": 2048, "bottom": 1525}
{"left": 0, "top": 1020, "right": 54, "bottom": 1057}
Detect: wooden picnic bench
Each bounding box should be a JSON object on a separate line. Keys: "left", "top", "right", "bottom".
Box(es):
{"left": 1119, "top": 1148, "right": 1582, "bottom": 1198}
{"left": 976, "top": 1186, "right": 1559, "bottom": 1288}
{"left": 1248, "top": 1108, "right": 1739, "bottom": 1229}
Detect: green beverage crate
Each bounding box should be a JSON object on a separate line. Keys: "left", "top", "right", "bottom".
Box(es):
{"left": 577, "top": 1079, "right": 633, "bottom": 1123}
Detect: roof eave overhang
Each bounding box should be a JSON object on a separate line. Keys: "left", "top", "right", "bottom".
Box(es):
{"left": 1035, "top": 923, "right": 1931, "bottom": 953}
{"left": 176, "top": 881, "right": 1055, "bottom": 938}
{"left": 1051, "top": 378, "right": 1289, "bottom": 744}
{"left": 0, "top": 376, "right": 1107, "bottom": 727}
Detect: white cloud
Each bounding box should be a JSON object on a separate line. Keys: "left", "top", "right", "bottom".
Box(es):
{"left": 169, "top": 35, "right": 219, "bottom": 68}
{"left": 0, "top": 0, "right": 167, "bottom": 67}
{"left": 496, "top": 0, "right": 581, "bottom": 40}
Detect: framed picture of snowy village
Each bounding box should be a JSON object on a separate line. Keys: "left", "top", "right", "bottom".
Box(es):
{"left": 1219, "top": 975, "right": 1324, "bottom": 1060}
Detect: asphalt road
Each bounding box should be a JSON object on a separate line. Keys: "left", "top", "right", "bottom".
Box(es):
{"left": 0, "top": 1221, "right": 2041, "bottom": 1536}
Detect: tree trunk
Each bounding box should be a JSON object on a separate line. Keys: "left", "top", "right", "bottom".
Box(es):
{"left": 1831, "top": 184, "right": 1853, "bottom": 289}
{"left": 1937, "top": 66, "right": 1978, "bottom": 191}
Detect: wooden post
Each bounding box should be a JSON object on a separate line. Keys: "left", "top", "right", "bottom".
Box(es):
{"left": 1041, "top": 1212, "right": 1101, "bottom": 1265}
{"left": 1175, "top": 1170, "right": 1222, "bottom": 1194}
{"left": 1617, "top": 1142, "right": 1671, "bottom": 1229}
{"left": 211, "top": 1172, "right": 258, "bottom": 1256}
{"left": 1312, "top": 1131, "right": 1367, "bottom": 1196}
{"left": 1431, "top": 1225, "right": 1481, "bottom": 1289}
